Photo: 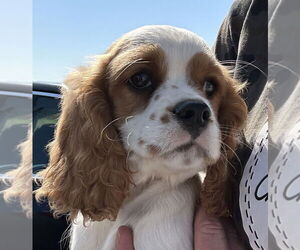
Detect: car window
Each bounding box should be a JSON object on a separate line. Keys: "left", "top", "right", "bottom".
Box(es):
{"left": 0, "top": 94, "right": 31, "bottom": 174}
{"left": 33, "top": 95, "right": 60, "bottom": 173}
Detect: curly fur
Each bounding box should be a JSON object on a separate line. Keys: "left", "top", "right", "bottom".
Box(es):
{"left": 35, "top": 25, "right": 248, "bottom": 250}
{"left": 201, "top": 75, "right": 247, "bottom": 217}
{"left": 1, "top": 126, "right": 33, "bottom": 218}
{"left": 36, "top": 55, "right": 133, "bottom": 222}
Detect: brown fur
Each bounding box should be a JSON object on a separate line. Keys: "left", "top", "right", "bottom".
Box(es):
{"left": 188, "top": 53, "right": 248, "bottom": 217}
{"left": 108, "top": 44, "right": 166, "bottom": 121}
{"left": 36, "top": 42, "right": 168, "bottom": 222}
{"left": 36, "top": 52, "right": 132, "bottom": 222}
{"left": 160, "top": 114, "right": 170, "bottom": 124}
{"left": 147, "top": 144, "right": 162, "bottom": 155}
{"left": 36, "top": 44, "right": 247, "bottom": 223}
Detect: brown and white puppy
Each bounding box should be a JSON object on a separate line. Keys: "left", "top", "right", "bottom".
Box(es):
{"left": 36, "top": 25, "right": 247, "bottom": 250}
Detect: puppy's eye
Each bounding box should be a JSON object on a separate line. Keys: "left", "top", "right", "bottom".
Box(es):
{"left": 203, "top": 81, "right": 216, "bottom": 96}
{"left": 128, "top": 72, "right": 152, "bottom": 89}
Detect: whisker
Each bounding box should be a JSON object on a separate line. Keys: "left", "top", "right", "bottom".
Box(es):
{"left": 219, "top": 125, "right": 240, "bottom": 128}
{"left": 219, "top": 125, "right": 243, "bottom": 130}
{"left": 220, "top": 59, "right": 267, "bottom": 78}
{"left": 125, "top": 116, "right": 134, "bottom": 124}
{"left": 219, "top": 147, "right": 238, "bottom": 175}
{"left": 60, "top": 223, "right": 72, "bottom": 249}
{"left": 220, "top": 132, "right": 253, "bottom": 150}
{"left": 99, "top": 117, "right": 124, "bottom": 142}
{"left": 223, "top": 154, "right": 237, "bottom": 175}
{"left": 126, "top": 150, "right": 133, "bottom": 166}
{"left": 221, "top": 141, "right": 242, "bottom": 167}
{"left": 219, "top": 146, "right": 237, "bottom": 175}
{"left": 99, "top": 115, "right": 135, "bottom": 142}
{"left": 268, "top": 61, "right": 300, "bottom": 79}
{"left": 219, "top": 128, "right": 244, "bottom": 134}
{"left": 220, "top": 135, "right": 253, "bottom": 151}
{"left": 114, "top": 59, "right": 150, "bottom": 80}
{"left": 126, "top": 131, "right": 133, "bottom": 147}
{"left": 125, "top": 131, "right": 134, "bottom": 165}
{"left": 105, "top": 133, "right": 121, "bottom": 142}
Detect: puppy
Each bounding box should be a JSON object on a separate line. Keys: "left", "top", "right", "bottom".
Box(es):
{"left": 36, "top": 25, "right": 247, "bottom": 250}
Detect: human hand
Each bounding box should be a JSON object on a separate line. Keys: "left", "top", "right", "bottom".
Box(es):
{"left": 194, "top": 207, "right": 246, "bottom": 250}
{"left": 116, "top": 207, "right": 246, "bottom": 250}
{"left": 116, "top": 226, "right": 134, "bottom": 250}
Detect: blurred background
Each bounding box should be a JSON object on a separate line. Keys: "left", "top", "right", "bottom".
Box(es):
{"left": 1, "top": 0, "right": 233, "bottom": 83}
{"left": 1, "top": 1, "right": 300, "bottom": 250}
{"left": 0, "top": 1, "right": 233, "bottom": 250}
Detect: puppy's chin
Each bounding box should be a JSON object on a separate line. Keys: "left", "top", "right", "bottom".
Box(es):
{"left": 127, "top": 139, "right": 220, "bottom": 176}
{"left": 128, "top": 150, "right": 210, "bottom": 186}
{"left": 125, "top": 129, "right": 221, "bottom": 166}
{"left": 164, "top": 141, "right": 220, "bottom": 167}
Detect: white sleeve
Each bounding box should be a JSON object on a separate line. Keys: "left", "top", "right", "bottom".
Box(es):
{"left": 239, "top": 123, "right": 268, "bottom": 250}
{"left": 269, "top": 122, "right": 300, "bottom": 250}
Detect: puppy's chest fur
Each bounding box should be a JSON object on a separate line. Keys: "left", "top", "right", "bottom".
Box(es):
{"left": 70, "top": 176, "right": 200, "bottom": 250}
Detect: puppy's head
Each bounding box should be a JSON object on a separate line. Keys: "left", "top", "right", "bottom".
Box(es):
{"left": 36, "top": 25, "right": 247, "bottom": 221}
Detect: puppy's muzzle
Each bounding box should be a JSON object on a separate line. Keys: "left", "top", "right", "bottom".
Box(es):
{"left": 173, "top": 100, "right": 211, "bottom": 139}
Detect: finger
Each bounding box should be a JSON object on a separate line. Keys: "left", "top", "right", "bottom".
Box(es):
{"left": 222, "top": 219, "right": 247, "bottom": 250}
{"left": 194, "top": 207, "right": 229, "bottom": 250}
{"left": 116, "top": 226, "right": 134, "bottom": 250}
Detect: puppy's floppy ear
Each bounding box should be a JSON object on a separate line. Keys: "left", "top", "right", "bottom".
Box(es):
{"left": 36, "top": 55, "right": 132, "bottom": 222}
{"left": 201, "top": 71, "right": 247, "bottom": 217}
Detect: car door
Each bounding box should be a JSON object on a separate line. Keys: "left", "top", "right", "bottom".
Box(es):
{"left": 0, "top": 84, "right": 32, "bottom": 250}
{"left": 32, "top": 87, "right": 69, "bottom": 250}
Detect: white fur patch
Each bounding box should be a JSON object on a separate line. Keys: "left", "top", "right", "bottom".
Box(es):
{"left": 120, "top": 25, "right": 220, "bottom": 183}
{"left": 71, "top": 25, "right": 223, "bottom": 250}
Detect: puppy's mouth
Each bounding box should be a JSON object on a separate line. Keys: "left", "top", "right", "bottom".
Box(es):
{"left": 174, "top": 141, "right": 195, "bottom": 152}
{"left": 162, "top": 141, "right": 206, "bottom": 158}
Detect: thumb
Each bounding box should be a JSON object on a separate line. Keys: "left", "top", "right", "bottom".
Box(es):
{"left": 194, "top": 207, "right": 229, "bottom": 250}
{"left": 116, "top": 226, "right": 134, "bottom": 250}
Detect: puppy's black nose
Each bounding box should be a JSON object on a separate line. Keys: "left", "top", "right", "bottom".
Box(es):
{"left": 173, "top": 100, "right": 211, "bottom": 138}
